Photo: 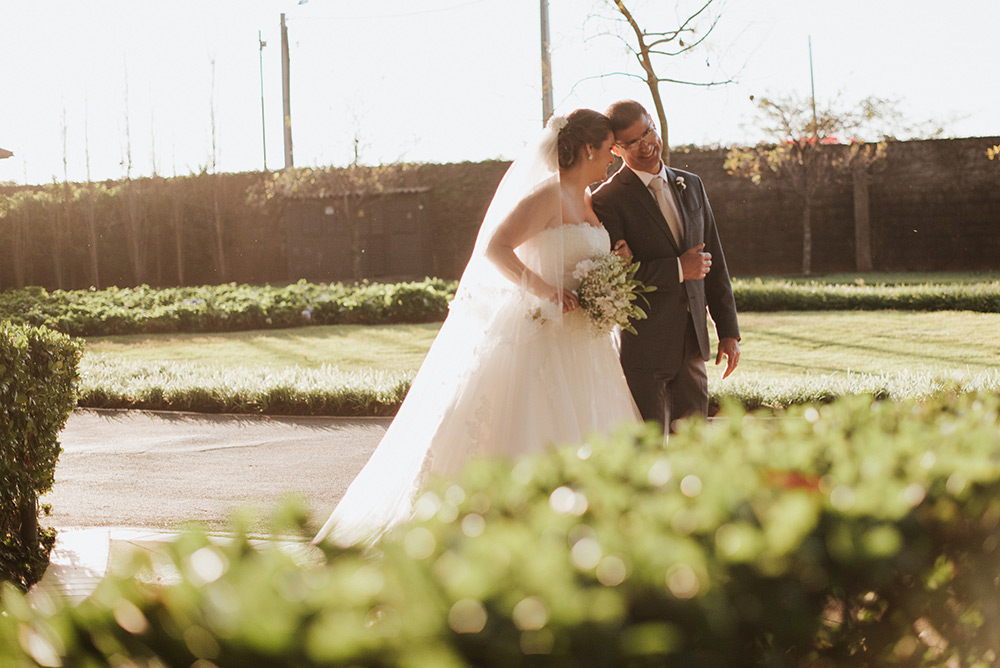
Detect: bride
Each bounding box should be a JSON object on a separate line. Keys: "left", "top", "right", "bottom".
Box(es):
{"left": 314, "top": 109, "right": 641, "bottom": 546}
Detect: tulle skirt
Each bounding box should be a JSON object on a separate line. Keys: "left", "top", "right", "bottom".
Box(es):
{"left": 314, "top": 298, "right": 640, "bottom": 546}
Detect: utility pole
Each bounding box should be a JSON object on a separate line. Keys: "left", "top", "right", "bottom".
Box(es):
{"left": 259, "top": 30, "right": 268, "bottom": 172}
{"left": 281, "top": 13, "right": 294, "bottom": 168}
{"left": 539, "top": 0, "right": 553, "bottom": 126}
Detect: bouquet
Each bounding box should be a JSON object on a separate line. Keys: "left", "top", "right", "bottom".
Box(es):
{"left": 572, "top": 253, "right": 656, "bottom": 335}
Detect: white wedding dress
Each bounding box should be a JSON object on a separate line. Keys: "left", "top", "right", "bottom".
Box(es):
{"left": 315, "top": 222, "right": 640, "bottom": 546}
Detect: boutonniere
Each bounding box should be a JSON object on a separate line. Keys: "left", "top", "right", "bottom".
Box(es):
{"left": 674, "top": 176, "right": 686, "bottom": 191}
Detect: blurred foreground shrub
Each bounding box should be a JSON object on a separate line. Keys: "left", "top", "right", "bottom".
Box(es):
{"left": 0, "top": 323, "right": 80, "bottom": 589}
{"left": 3, "top": 392, "right": 1000, "bottom": 666}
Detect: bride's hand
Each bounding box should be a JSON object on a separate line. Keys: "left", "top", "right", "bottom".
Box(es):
{"left": 555, "top": 287, "right": 578, "bottom": 313}
{"left": 613, "top": 239, "right": 633, "bottom": 262}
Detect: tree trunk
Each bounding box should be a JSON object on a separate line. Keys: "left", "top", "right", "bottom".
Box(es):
{"left": 801, "top": 191, "right": 813, "bottom": 276}
{"left": 123, "top": 181, "right": 145, "bottom": 285}
{"left": 173, "top": 191, "right": 185, "bottom": 286}
{"left": 212, "top": 174, "right": 227, "bottom": 280}
{"left": 85, "top": 184, "right": 100, "bottom": 288}
{"left": 852, "top": 163, "right": 873, "bottom": 272}
{"left": 347, "top": 194, "right": 363, "bottom": 282}
{"left": 51, "top": 206, "right": 65, "bottom": 289}
{"left": 646, "top": 77, "right": 670, "bottom": 166}
{"left": 52, "top": 182, "right": 73, "bottom": 290}
{"left": 12, "top": 208, "right": 26, "bottom": 289}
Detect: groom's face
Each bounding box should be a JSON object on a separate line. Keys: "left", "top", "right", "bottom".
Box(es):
{"left": 613, "top": 115, "right": 662, "bottom": 174}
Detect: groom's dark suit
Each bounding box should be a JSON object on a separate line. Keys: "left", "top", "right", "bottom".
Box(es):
{"left": 591, "top": 163, "right": 739, "bottom": 427}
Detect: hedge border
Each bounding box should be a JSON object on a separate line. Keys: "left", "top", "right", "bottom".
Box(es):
{"left": 0, "top": 322, "right": 81, "bottom": 589}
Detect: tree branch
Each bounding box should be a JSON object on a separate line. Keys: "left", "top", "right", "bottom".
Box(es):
{"left": 648, "top": 12, "right": 719, "bottom": 53}
{"left": 600, "top": 0, "right": 732, "bottom": 163}
{"left": 559, "top": 71, "right": 647, "bottom": 107}
{"left": 675, "top": 0, "right": 716, "bottom": 34}
{"left": 655, "top": 75, "right": 734, "bottom": 87}
{"left": 612, "top": 0, "right": 649, "bottom": 56}
{"left": 643, "top": 29, "right": 687, "bottom": 43}
{"left": 585, "top": 28, "right": 638, "bottom": 56}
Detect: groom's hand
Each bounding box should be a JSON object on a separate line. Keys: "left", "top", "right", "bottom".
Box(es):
{"left": 716, "top": 337, "right": 740, "bottom": 379}
{"left": 612, "top": 239, "right": 633, "bottom": 262}
{"left": 680, "top": 243, "right": 712, "bottom": 281}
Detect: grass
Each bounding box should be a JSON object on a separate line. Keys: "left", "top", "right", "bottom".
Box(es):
{"left": 721, "top": 311, "right": 1000, "bottom": 376}
{"left": 85, "top": 324, "right": 440, "bottom": 374}
{"left": 700, "top": 310, "right": 1000, "bottom": 409}
{"left": 78, "top": 311, "right": 1000, "bottom": 414}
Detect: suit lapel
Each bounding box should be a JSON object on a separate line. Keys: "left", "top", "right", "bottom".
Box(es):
{"left": 616, "top": 166, "right": 680, "bottom": 255}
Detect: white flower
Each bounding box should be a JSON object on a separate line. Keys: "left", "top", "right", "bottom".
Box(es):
{"left": 573, "top": 253, "right": 656, "bottom": 336}
{"left": 675, "top": 176, "right": 687, "bottom": 191}
{"left": 548, "top": 115, "right": 569, "bottom": 132}
{"left": 572, "top": 258, "right": 598, "bottom": 280}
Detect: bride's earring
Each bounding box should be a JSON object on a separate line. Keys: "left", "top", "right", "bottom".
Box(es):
{"left": 588, "top": 152, "right": 594, "bottom": 161}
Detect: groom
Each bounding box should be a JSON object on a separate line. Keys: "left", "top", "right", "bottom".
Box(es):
{"left": 591, "top": 100, "right": 740, "bottom": 431}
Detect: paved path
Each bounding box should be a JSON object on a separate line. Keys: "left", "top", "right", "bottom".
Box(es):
{"left": 36, "top": 408, "right": 391, "bottom": 601}
{"left": 45, "top": 408, "right": 392, "bottom": 532}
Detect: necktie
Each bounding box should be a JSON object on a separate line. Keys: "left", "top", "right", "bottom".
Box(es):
{"left": 650, "top": 176, "right": 683, "bottom": 246}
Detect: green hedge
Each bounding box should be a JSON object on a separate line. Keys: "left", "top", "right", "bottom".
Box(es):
{"left": 4, "top": 392, "right": 1000, "bottom": 665}
{"left": 2, "top": 277, "right": 1000, "bottom": 339}
{"left": 0, "top": 323, "right": 81, "bottom": 589}
{"left": 77, "top": 357, "right": 412, "bottom": 416}
{"left": 75, "top": 358, "right": 1000, "bottom": 416}
{"left": 0, "top": 279, "right": 456, "bottom": 337}
{"left": 732, "top": 277, "right": 1000, "bottom": 312}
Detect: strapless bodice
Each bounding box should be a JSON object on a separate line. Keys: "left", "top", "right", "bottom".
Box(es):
{"left": 517, "top": 223, "right": 610, "bottom": 290}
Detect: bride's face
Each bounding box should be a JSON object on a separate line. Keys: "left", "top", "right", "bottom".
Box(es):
{"left": 587, "top": 133, "right": 616, "bottom": 181}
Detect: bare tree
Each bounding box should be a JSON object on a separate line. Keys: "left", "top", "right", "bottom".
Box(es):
{"left": 209, "top": 58, "right": 228, "bottom": 280}
{"left": 7, "top": 192, "right": 31, "bottom": 288}
{"left": 53, "top": 106, "right": 70, "bottom": 289}
{"left": 590, "top": 0, "right": 733, "bottom": 165}
{"left": 120, "top": 64, "right": 147, "bottom": 285}
{"left": 170, "top": 176, "right": 186, "bottom": 286}
{"left": 83, "top": 96, "right": 101, "bottom": 288}
{"left": 150, "top": 109, "right": 158, "bottom": 178}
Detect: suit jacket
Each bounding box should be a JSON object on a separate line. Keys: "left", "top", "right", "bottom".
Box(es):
{"left": 591, "top": 163, "right": 740, "bottom": 373}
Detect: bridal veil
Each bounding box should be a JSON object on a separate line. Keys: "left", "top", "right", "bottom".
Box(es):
{"left": 314, "top": 117, "right": 571, "bottom": 546}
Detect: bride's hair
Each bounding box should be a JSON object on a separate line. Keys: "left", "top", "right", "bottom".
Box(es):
{"left": 557, "top": 109, "right": 613, "bottom": 170}
{"left": 605, "top": 99, "right": 649, "bottom": 133}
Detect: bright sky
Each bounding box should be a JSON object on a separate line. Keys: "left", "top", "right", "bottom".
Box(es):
{"left": 2, "top": 0, "right": 997, "bottom": 186}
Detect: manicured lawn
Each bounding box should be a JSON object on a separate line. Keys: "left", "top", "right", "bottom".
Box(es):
{"left": 87, "top": 311, "right": 1000, "bottom": 378}
{"left": 85, "top": 323, "right": 441, "bottom": 374}
{"left": 716, "top": 310, "right": 1000, "bottom": 377}
{"left": 79, "top": 311, "right": 1000, "bottom": 413}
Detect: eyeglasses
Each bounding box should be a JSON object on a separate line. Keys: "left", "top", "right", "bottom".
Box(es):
{"left": 615, "top": 122, "right": 657, "bottom": 152}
